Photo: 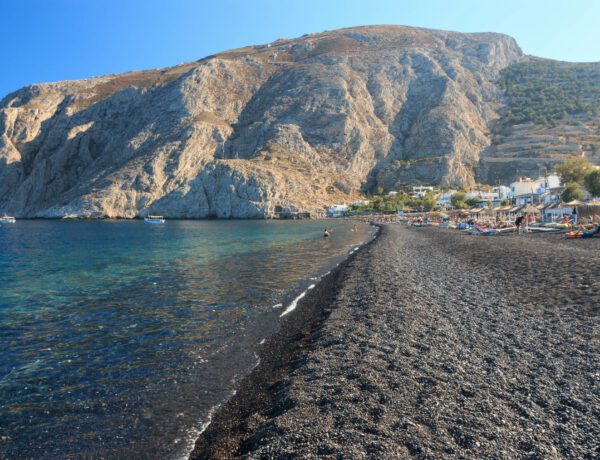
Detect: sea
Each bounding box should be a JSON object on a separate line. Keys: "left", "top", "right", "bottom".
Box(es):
{"left": 0, "top": 219, "right": 373, "bottom": 459}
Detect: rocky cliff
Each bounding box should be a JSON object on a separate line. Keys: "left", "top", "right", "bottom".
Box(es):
{"left": 0, "top": 25, "right": 528, "bottom": 218}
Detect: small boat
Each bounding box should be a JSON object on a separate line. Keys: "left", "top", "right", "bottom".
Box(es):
{"left": 0, "top": 216, "right": 16, "bottom": 223}
{"left": 144, "top": 215, "right": 165, "bottom": 223}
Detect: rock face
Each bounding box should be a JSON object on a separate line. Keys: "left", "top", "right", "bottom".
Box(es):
{"left": 0, "top": 25, "right": 525, "bottom": 218}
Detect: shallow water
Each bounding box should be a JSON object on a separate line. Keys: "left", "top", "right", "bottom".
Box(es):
{"left": 0, "top": 219, "right": 372, "bottom": 459}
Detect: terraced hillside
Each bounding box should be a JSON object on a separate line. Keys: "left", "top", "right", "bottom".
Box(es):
{"left": 478, "top": 59, "right": 600, "bottom": 183}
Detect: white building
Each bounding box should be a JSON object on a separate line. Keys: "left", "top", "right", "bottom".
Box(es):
{"left": 411, "top": 186, "right": 434, "bottom": 199}
{"left": 510, "top": 175, "right": 562, "bottom": 205}
{"left": 493, "top": 185, "right": 512, "bottom": 200}
{"left": 412, "top": 185, "right": 434, "bottom": 193}
{"left": 543, "top": 174, "right": 561, "bottom": 189}
{"left": 510, "top": 178, "right": 538, "bottom": 198}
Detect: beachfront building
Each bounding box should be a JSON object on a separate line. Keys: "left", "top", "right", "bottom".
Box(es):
{"left": 327, "top": 204, "right": 349, "bottom": 217}
{"left": 543, "top": 201, "right": 579, "bottom": 223}
{"left": 466, "top": 191, "right": 500, "bottom": 207}
{"left": 537, "top": 174, "right": 562, "bottom": 203}
{"left": 510, "top": 178, "right": 538, "bottom": 205}
{"left": 510, "top": 175, "right": 562, "bottom": 205}
{"left": 540, "top": 185, "right": 563, "bottom": 204}
{"left": 493, "top": 185, "right": 512, "bottom": 200}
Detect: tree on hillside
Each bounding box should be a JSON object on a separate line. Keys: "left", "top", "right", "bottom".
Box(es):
{"left": 555, "top": 156, "right": 595, "bottom": 185}
{"left": 371, "top": 196, "right": 385, "bottom": 211}
{"left": 561, "top": 182, "right": 585, "bottom": 202}
{"left": 422, "top": 191, "right": 437, "bottom": 211}
{"left": 584, "top": 170, "right": 600, "bottom": 197}
{"left": 451, "top": 192, "right": 467, "bottom": 209}
{"left": 465, "top": 197, "right": 480, "bottom": 208}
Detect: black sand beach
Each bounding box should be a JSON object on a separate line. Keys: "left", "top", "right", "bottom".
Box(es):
{"left": 192, "top": 225, "right": 600, "bottom": 459}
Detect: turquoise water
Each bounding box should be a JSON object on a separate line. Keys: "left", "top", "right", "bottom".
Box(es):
{"left": 0, "top": 219, "right": 372, "bottom": 459}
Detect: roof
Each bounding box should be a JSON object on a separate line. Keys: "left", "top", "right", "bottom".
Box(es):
{"left": 544, "top": 202, "right": 575, "bottom": 210}
{"left": 544, "top": 202, "right": 561, "bottom": 210}
{"left": 521, "top": 205, "right": 541, "bottom": 213}
{"left": 539, "top": 202, "right": 556, "bottom": 210}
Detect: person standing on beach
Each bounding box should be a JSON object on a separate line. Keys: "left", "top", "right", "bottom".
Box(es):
{"left": 323, "top": 228, "right": 330, "bottom": 238}
{"left": 515, "top": 214, "right": 524, "bottom": 234}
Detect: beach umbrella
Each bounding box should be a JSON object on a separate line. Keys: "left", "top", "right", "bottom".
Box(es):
{"left": 521, "top": 205, "right": 540, "bottom": 214}
{"left": 520, "top": 204, "right": 541, "bottom": 227}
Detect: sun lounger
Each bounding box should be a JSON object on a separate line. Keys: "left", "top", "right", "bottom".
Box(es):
{"left": 566, "top": 225, "right": 600, "bottom": 238}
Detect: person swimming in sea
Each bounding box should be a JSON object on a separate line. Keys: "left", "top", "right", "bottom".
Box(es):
{"left": 323, "top": 228, "right": 331, "bottom": 238}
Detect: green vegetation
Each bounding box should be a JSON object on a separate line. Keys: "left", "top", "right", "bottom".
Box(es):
{"left": 584, "top": 170, "right": 600, "bottom": 197}
{"left": 450, "top": 192, "right": 467, "bottom": 209}
{"left": 554, "top": 156, "right": 600, "bottom": 199}
{"left": 353, "top": 190, "right": 438, "bottom": 213}
{"left": 561, "top": 182, "right": 585, "bottom": 202}
{"left": 499, "top": 59, "right": 600, "bottom": 127}
{"left": 465, "top": 197, "right": 480, "bottom": 208}
{"left": 555, "top": 156, "right": 595, "bottom": 185}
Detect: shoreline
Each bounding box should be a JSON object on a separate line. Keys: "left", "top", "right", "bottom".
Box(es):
{"left": 191, "top": 224, "right": 599, "bottom": 459}
{"left": 0, "top": 217, "right": 348, "bottom": 222}
{"left": 0, "top": 219, "right": 374, "bottom": 459}
{"left": 188, "top": 226, "right": 381, "bottom": 459}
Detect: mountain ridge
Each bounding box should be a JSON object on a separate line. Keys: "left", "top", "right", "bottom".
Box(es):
{"left": 1, "top": 25, "right": 596, "bottom": 218}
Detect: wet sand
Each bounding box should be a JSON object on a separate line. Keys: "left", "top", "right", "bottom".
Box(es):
{"left": 191, "top": 225, "right": 600, "bottom": 459}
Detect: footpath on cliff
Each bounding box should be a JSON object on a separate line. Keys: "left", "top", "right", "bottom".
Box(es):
{"left": 193, "top": 225, "right": 600, "bottom": 459}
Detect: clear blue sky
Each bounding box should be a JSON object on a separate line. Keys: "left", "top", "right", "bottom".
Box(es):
{"left": 2, "top": 0, "right": 599, "bottom": 98}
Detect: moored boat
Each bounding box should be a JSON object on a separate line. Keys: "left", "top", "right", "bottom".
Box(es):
{"left": 0, "top": 215, "right": 16, "bottom": 223}
{"left": 144, "top": 215, "right": 165, "bottom": 223}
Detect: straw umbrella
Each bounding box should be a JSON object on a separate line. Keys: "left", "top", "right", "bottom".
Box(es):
{"left": 521, "top": 204, "right": 540, "bottom": 228}
{"left": 521, "top": 205, "right": 540, "bottom": 214}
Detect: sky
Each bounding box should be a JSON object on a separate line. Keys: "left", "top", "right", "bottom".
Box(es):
{"left": 1, "top": 0, "right": 600, "bottom": 98}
